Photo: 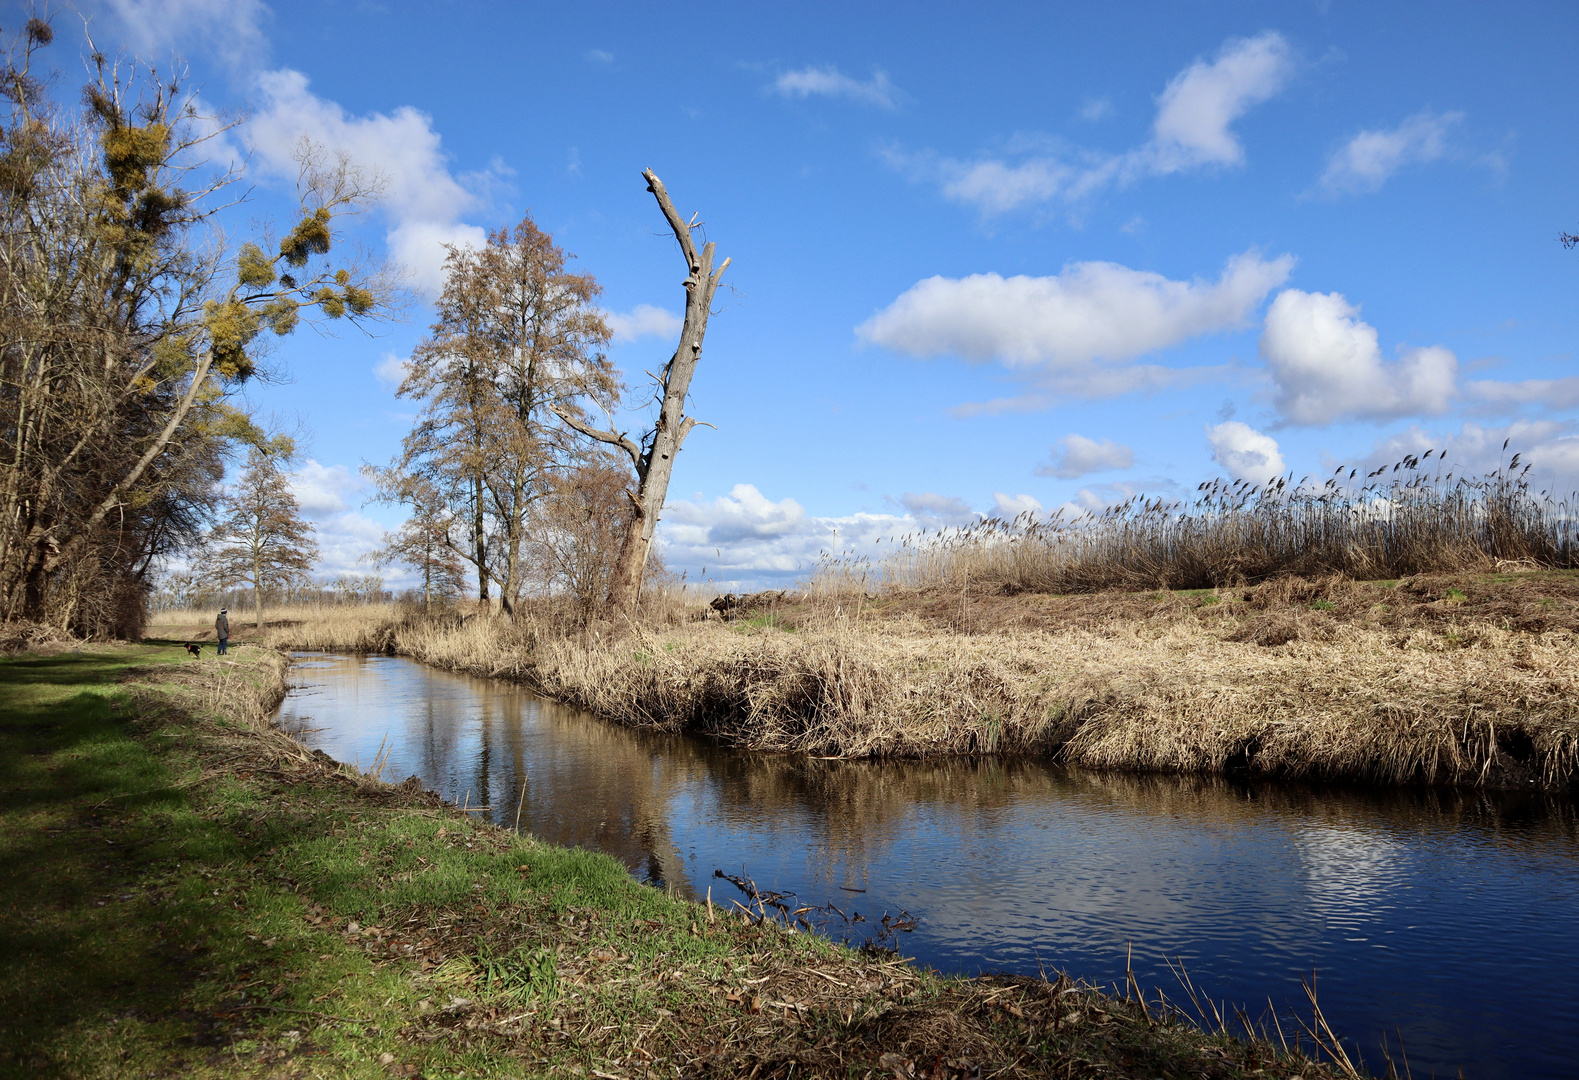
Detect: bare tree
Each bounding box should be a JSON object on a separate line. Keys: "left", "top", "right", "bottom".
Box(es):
{"left": 204, "top": 444, "right": 318, "bottom": 631}
{"left": 554, "top": 170, "right": 729, "bottom": 613}
{"left": 389, "top": 216, "right": 615, "bottom": 613}
{"left": 367, "top": 476, "right": 466, "bottom": 613}
{"left": 527, "top": 460, "right": 641, "bottom": 617}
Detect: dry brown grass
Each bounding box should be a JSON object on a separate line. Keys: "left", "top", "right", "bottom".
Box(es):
{"left": 172, "top": 571, "right": 1579, "bottom": 791}
{"left": 867, "top": 457, "right": 1579, "bottom": 594}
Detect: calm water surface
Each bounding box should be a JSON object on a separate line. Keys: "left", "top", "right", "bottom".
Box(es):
{"left": 275, "top": 652, "right": 1579, "bottom": 1079}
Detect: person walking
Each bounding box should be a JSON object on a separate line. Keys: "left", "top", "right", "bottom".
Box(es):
{"left": 215, "top": 608, "right": 230, "bottom": 655}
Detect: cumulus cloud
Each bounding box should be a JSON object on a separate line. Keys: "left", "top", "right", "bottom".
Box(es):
{"left": 992, "top": 492, "right": 1044, "bottom": 518}
{"left": 247, "top": 69, "right": 489, "bottom": 297}
{"left": 1317, "top": 111, "right": 1462, "bottom": 196}
{"left": 1467, "top": 376, "right": 1579, "bottom": 412}
{"left": 1048, "top": 481, "right": 1154, "bottom": 520}
{"left": 892, "top": 33, "right": 1293, "bottom": 215}
{"left": 773, "top": 66, "right": 899, "bottom": 109}
{"left": 1036, "top": 434, "right": 1135, "bottom": 479}
{"left": 925, "top": 152, "right": 1121, "bottom": 216}
{"left": 1259, "top": 289, "right": 1458, "bottom": 425}
{"left": 606, "top": 304, "right": 683, "bottom": 343}
{"left": 290, "top": 460, "right": 365, "bottom": 517}
{"left": 282, "top": 460, "right": 390, "bottom": 579}
{"left": 100, "top": 0, "right": 270, "bottom": 71}
{"left": 373, "top": 353, "right": 409, "bottom": 390}
{"left": 1360, "top": 420, "right": 1579, "bottom": 492}
{"left": 1206, "top": 421, "right": 1286, "bottom": 483}
{"left": 1147, "top": 32, "right": 1294, "bottom": 173}
{"left": 659, "top": 484, "right": 914, "bottom": 583}
{"left": 311, "top": 511, "right": 388, "bottom": 579}
{"left": 860, "top": 250, "right": 1292, "bottom": 406}
{"left": 898, "top": 492, "right": 977, "bottom": 529}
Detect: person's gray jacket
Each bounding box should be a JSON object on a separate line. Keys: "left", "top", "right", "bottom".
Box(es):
{"left": 215, "top": 612, "right": 230, "bottom": 637}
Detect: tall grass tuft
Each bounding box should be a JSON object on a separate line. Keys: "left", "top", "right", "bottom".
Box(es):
{"left": 871, "top": 451, "right": 1579, "bottom": 594}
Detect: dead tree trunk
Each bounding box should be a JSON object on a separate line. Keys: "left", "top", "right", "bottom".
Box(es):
{"left": 555, "top": 169, "right": 729, "bottom": 614}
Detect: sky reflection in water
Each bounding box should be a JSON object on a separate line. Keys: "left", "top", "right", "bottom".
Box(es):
{"left": 276, "top": 653, "right": 1579, "bottom": 1080}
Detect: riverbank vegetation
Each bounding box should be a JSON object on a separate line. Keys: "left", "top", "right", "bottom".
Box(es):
{"left": 873, "top": 450, "right": 1579, "bottom": 595}
{"left": 152, "top": 557, "right": 1579, "bottom": 790}
{"left": 0, "top": 642, "right": 1360, "bottom": 1079}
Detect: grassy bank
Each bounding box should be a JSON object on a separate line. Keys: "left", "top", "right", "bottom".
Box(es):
{"left": 155, "top": 567, "right": 1579, "bottom": 790}
{"left": 0, "top": 640, "right": 1360, "bottom": 1079}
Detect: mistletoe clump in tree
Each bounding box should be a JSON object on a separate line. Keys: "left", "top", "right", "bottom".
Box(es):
{"left": 0, "top": 18, "right": 397, "bottom": 636}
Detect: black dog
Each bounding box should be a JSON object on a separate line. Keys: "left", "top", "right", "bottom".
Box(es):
{"left": 185, "top": 643, "right": 202, "bottom": 658}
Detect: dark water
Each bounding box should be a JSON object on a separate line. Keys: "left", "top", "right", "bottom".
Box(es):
{"left": 275, "top": 652, "right": 1579, "bottom": 1079}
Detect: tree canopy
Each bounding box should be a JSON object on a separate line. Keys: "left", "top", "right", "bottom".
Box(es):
{"left": 0, "top": 18, "right": 395, "bottom": 635}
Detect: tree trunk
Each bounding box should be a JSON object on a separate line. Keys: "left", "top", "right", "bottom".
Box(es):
{"left": 423, "top": 544, "right": 433, "bottom": 615}
{"left": 557, "top": 170, "right": 728, "bottom": 614}
{"left": 473, "top": 473, "right": 489, "bottom": 605}
{"left": 254, "top": 547, "right": 265, "bottom": 632}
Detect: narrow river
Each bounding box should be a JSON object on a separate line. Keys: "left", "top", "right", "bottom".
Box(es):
{"left": 275, "top": 652, "right": 1579, "bottom": 1079}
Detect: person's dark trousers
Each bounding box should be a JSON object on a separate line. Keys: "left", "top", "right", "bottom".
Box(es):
{"left": 218, "top": 637, "right": 228, "bottom": 655}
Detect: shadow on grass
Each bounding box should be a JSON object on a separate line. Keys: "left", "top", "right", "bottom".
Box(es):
{"left": 0, "top": 648, "right": 288, "bottom": 1078}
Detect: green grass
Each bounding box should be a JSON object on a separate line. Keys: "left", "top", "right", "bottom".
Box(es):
{"left": 0, "top": 643, "right": 1356, "bottom": 1080}
{"left": 0, "top": 646, "right": 790, "bottom": 1078}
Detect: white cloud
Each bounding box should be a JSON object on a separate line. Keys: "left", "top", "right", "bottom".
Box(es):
{"left": 1360, "top": 420, "right": 1579, "bottom": 492}
{"left": 898, "top": 492, "right": 977, "bottom": 529}
{"left": 1259, "top": 289, "right": 1457, "bottom": 425}
{"left": 247, "top": 69, "right": 490, "bottom": 297}
{"left": 1468, "top": 376, "right": 1579, "bottom": 411}
{"left": 659, "top": 484, "right": 913, "bottom": 581}
{"left": 933, "top": 153, "right": 1121, "bottom": 215}
{"left": 286, "top": 459, "right": 388, "bottom": 579}
{"left": 290, "top": 459, "right": 365, "bottom": 517}
{"left": 100, "top": 0, "right": 270, "bottom": 70}
{"left": 859, "top": 250, "right": 1292, "bottom": 403}
{"left": 606, "top": 304, "right": 683, "bottom": 343}
{"left": 1206, "top": 421, "right": 1286, "bottom": 483}
{"left": 992, "top": 492, "right": 1044, "bottom": 519}
{"left": 1318, "top": 110, "right": 1462, "bottom": 196}
{"left": 587, "top": 49, "right": 614, "bottom": 64}
{"left": 893, "top": 32, "right": 1293, "bottom": 215}
{"left": 1036, "top": 434, "right": 1135, "bottom": 479}
{"left": 373, "top": 352, "right": 409, "bottom": 390}
{"left": 773, "top": 66, "right": 899, "bottom": 109}
{"left": 1051, "top": 481, "right": 1151, "bottom": 520}
{"left": 1148, "top": 32, "right": 1294, "bottom": 173}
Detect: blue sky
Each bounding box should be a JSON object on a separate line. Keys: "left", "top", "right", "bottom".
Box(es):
{"left": 33, "top": 1, "right": 1579, "bottom": 587}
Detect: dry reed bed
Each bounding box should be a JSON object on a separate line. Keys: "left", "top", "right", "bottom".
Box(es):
{"left": 177, "top": 582, "right": 1579, "bottom": 790}
{"left": 867, "top": 460, "right": 1579, "bottom": 594}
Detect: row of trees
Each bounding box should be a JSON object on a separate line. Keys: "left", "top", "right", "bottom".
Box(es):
{"left": 124, "top": 177, "right": 725, "bottom": 625}
{"left": 153, "top": 569, "right": 387, "bottom": 614}
{"left": 369, "top": 171, "right": 729, "bottom": 618}
{"left": 1, "top": 15, "right": 725, "bottom": 632}
{"left": 0, "top": 17, "right": 395, "bottom": 636}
